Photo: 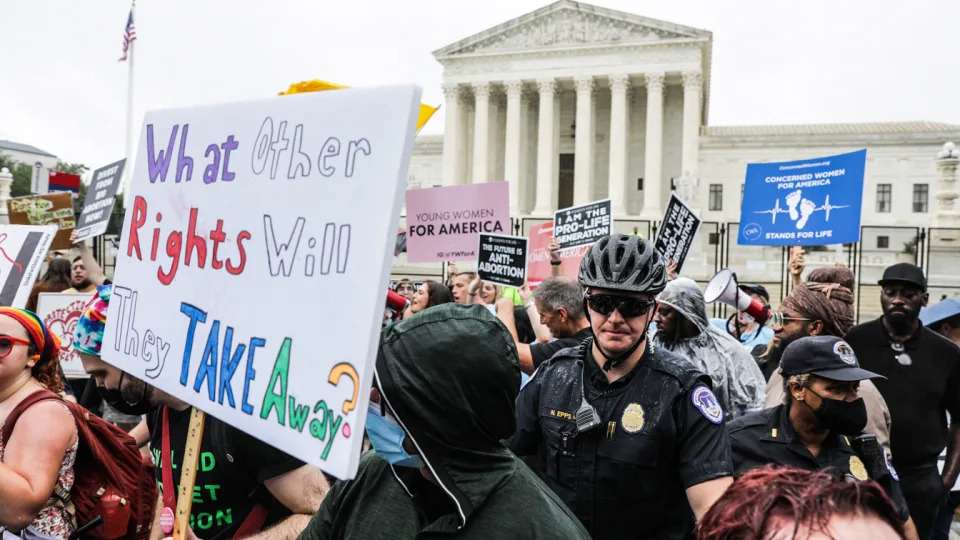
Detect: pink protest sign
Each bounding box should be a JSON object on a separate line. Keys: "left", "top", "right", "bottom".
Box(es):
{"left": 405, "top": 182, "right": 510, "bottom": 262}
{"left": 528, "top": 222, "right": 589, "bottom": 288}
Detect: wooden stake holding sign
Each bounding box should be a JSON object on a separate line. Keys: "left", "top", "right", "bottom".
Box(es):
{"left": 173, "top": 409, "right": 206, "bottom": 540}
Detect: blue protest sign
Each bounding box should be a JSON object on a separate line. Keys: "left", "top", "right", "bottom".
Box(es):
{"left": 738, "top": 150, "right": 866, "bottom": 246}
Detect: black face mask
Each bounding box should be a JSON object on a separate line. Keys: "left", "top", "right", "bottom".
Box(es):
{"left": 98, "top": 373, "right": 156, "bottom": 416}
{"left": 805, "top": 389, "right": 867, "bottom": 435}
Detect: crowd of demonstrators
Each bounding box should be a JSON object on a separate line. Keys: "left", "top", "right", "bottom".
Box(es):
{"left": 510, "top": 234, "right": 734, "bottom": 539}
{"left": 24, "top": 257, "right": 72, "bottom": 312}
{"left": 920, "top": 299, "right": 960, "bottom": 540}
{"left": 763, "top": 265, "right": 894, "bottom": 454}
{"left": 404, "top": 279, "right": 453, "bottom": 319}
{"left": 496, "top": 276, "right": 591, "bottom": 375}
{"left": 653, "top": 277, "right": 765, "bottom": 419}
{"left": 846, "top": 263, "right": 960, "bottom": 540}
{"left": 74, "top": 286, "right": 329, "bottom": 539}
{"left": 727, "top": 335, "right": 918, "bottom": 538}
{"left": 300, "top": 304, "right": 590, "bottom": 539}
{"left": 709, "top": 283, "right": 775, "bottom": 352}
{"left": 698, "top": 466, "right": 906, "bottom": 540}
{"left": 393, "top": 278, "right": 415, "bottom": 301}
{"left": 0, "top": 308, "right": 78, "bottom": 539}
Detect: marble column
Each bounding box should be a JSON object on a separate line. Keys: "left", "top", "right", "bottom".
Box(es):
{"left": 504, "top": 80, "right": 523, "bottom": 214}
{"left": 534, "top": 79, "right": 558, "bottom": 214}
{"left": 573, "top": 76, "right": 595, "bottom": 205}
{"left": 441, "top": 83, "right": 463, "bottom": 186}
{"left": 608, "top": 74, "right": 630, "bottom": 216}
{"left": 472, "top": 82, "right": 491, "bottom": 183}
{"left": 641, "top": 72, "right": 664, "bottom": 218}
{"left": 681, "top": 71, "right": 702, "bottom": 179}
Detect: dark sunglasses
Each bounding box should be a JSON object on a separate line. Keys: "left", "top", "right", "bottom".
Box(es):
{"left": 0, "top": 336, "right": 32, "bottom": 358}
{"left": 585, "top": 294, "right": 655, "bottom": 318}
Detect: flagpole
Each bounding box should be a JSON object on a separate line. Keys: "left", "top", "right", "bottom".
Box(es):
{"left": 122, "top": 0, "right": 136, "bottom": 209}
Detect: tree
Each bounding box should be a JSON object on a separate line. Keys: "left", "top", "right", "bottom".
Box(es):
{"left": 54, "top": 162, "right": 88, "bottom": 175}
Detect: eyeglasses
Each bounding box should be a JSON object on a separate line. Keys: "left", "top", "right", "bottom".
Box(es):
{"left": 770, "top": 312, "right": 812, "bottom": 328}
{"left": 585, "top": 294, "right": 655, "bottom": 318}
{"left": 0, "top": 336, "right": 32, "bottom": 358}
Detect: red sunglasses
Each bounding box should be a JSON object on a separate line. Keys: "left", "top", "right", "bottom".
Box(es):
{"left": 0, "top": 336, "right": 32, "bottom": 358}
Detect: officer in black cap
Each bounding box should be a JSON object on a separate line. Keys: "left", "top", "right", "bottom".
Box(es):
{"left": 846, "top": 262, "right": 960, "bottom": 539}
{"left": 509, "top": 234, "right": 733, "bottom": 539}
{"left": 727, "top": 335, "right": 918, "bottom": 538}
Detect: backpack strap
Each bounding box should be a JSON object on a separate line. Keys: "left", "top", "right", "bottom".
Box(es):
{"left": 1, "top": 389, "right": 62, "bottom": 445}
{"left": 232, "top": 504, "right": 268, "bottom": 539}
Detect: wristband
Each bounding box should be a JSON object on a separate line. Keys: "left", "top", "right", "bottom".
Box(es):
{"left": 550, "top": 260, "right": 562, "bottom": 266}
{"left": 525, "top": 301, "right": 536, "bottom": 309}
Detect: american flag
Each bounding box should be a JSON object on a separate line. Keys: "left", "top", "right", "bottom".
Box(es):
{"left": 118, "top": 8, "right": 136, "bottom": 62}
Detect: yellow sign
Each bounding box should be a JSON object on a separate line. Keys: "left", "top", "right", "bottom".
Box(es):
{"left": 280, "top": 79, "right": 438, "bottom": 133}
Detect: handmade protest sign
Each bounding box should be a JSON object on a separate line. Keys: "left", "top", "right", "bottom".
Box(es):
{"left": 554, "top": 199, "right": 612, "bottom": 249}
{"left": 739, "top": 150, "right": 866, "bottom": 246}
{"left": 527, "top": 223, "right": 588, "bottom": 288}
{"left": 477, "top": 234, "right": 528, "bottom": 288}
{"left": 654, "top": 194, "right": 701, "bottom": 272}
{"left": 405, "top": 182, "right": 509, "bottom": 262}
{"left": 37, "top": 293, "right": 91, "bottom": 379}
{"left": 7, "top": 193, "right": 75, "bottom": 250}
{"left": 75, "top": 159, "right": 125, "bottom": 242}
{"left": 0, "top": 225, "right": 56, "bottom": 308}
{"left": 100, "top": 85, "right": 422, "bottom": 479}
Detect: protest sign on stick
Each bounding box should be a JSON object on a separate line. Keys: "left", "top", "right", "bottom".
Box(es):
{"left": 36, "top": 293, "right": 92, "bottom": 379}
{"left": 654, "top": 194, "right": 701, "bottom": 273}
{"left": 738, "top": 150, "right": 866, "bottom": 246}
{"left": 527, "top": 223, "right": 588, "bottom": 288}
{"left": 100, "top": 85, "right": 422, "bottom": 480}
{"left": 553, "top": 199, "right": 612, "bottom": 250}
{"left": 405, "top": 182, "right": 510, "bottom": 262}
{"left": 0, "top": 225, "right": 56, "bottom": 308}
{"left": 75, "top": 159, "right": 125, "bottom": 242}
{"left": 7, "top": 193, "right": 75, "bottom": 250}
{"left": 477, "top": 234, "right": 528, "bottom": 288}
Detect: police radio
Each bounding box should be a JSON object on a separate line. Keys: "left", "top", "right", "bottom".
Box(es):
{"left": 575, "top": 340, "right": 602, "bottom": 434}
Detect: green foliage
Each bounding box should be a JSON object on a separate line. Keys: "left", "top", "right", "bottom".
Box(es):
{"left": 54, "top": 162, "right": 88, "bottom": 175}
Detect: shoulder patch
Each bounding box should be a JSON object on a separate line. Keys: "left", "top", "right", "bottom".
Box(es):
{"left": 692, "top": 386, "right": 724, "bottom": 424}
{"left": 884, "top": 449, "right": 900, "bottom": 482}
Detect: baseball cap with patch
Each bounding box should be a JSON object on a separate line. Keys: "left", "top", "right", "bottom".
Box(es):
{"left": 780, "top": 335, "right": 885, "bottom": 382}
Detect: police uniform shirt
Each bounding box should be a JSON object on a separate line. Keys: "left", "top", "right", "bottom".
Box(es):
{"left": 846, "top": 318, "right": 960, "bottom": 469}
{"left": 509, "top": 338, "right": 733, "bottom": 540}
{"left": 727, "top": 405, "right": 910, "bottom": 521}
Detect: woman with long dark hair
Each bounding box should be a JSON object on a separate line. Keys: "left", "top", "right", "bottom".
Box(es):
{"left": 25, "top": 258, "right": 73, "bottom": 312}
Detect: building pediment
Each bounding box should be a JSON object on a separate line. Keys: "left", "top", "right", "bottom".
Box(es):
{"left": 433, "top": 0, "right": 710, "bottom": 59}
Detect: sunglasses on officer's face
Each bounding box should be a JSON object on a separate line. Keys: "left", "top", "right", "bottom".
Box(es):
{"left": 585, "top": 294, "right": 655, "bottom": 318}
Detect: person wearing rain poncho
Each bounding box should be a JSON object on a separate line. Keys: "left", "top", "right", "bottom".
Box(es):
{"left": 652, "top": 278, "right": 765, "bottom": 419}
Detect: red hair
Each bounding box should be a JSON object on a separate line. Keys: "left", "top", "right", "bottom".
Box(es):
{"left": 697, "top": 465, "right": 905, "bottom": 539}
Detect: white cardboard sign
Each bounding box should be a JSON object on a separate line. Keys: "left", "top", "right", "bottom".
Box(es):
{"left": 37, "top": 293, "right": 93, "bottom": 379}
{"left": 0, "top": 225, "right": 56, "bottom": 308}
{"left": 101, "top": 86, "right": 422, "bottom": 479}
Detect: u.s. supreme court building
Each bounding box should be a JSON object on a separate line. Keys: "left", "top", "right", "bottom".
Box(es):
{"left": 398, "top": 0, "right": 960, "bottom": 319}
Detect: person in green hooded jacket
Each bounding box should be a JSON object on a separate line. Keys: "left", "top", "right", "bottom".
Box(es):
{"left": 298, "top": 303, "right": 589, "bottom": 540}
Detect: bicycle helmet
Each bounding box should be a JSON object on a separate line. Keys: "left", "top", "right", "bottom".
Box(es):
{"left": 578, "top": 233, "right": 667, "bottom": 294}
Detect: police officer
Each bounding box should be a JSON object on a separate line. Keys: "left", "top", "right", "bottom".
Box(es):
{"left": 727, "top": 335, "right": 919, "bottom": 540}
{"left": 509, "top": 234, "right": 734, "bottom": 539}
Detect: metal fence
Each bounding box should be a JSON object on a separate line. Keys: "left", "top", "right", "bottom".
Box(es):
{"left": 90, "top": 211, "right": 960, "bottom": 324}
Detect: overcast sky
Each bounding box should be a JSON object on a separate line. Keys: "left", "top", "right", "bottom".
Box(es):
{"left": 2, "top": 0, "right": 958, "bottom": 173}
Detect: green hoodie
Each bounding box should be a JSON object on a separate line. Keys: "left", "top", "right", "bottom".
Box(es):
{"left": 298, "top": 304, "right": 589, "bottom": 540}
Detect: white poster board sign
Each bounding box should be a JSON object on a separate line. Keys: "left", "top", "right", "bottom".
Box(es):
{"left": 101, "top": 86, "right": 422, "bottom": 479}
{"left": 0, "top": 225, "right": 56, "bottom": 308}
{"left": 37, "top": 293, "right": 92, "bottom": 379}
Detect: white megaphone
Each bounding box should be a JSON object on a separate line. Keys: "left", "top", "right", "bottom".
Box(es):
{"left": 703, "top": 268, "right": 770, "bottom": 325}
